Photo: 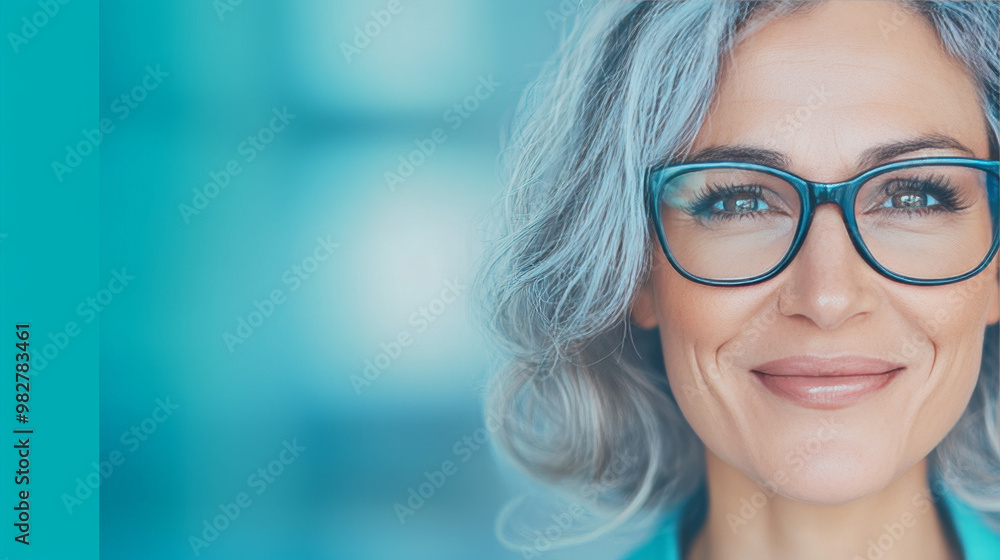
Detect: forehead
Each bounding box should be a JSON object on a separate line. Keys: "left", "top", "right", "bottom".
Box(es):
{"left": 692, "top": 0, "right": 989, "bottom": 172}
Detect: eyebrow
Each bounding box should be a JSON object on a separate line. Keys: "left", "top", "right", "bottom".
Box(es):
{"left": 683, "top": 145, "right": 790, "bottom": 168}
{"left": 680, "top": 134, "right": 978, "bottom": 172}
{"left": 855, "top": 134, "right": 977, "bottom": 168}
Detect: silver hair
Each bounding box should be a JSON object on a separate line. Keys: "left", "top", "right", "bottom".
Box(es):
{"left": 473, "top": 0, "right": 1000, "bottom": 548}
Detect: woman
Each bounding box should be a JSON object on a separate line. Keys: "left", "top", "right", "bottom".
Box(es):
{"left": 474, "top": 1, "right": 1000, "bottom": 559}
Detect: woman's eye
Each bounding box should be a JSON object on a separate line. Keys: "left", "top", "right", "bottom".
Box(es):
{"left": 712, "top": 193, "right": 771, "bottom": 214}
{"left": 879, "top": 190, "right": 939, "bottom": 209}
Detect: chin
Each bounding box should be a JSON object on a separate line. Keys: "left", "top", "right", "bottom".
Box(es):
{"left": 748, "top": 442, "right": 907, "bottom": 506}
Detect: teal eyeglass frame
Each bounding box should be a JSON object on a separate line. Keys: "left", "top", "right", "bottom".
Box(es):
{"left": 645, "top": 156, "right": 1000, "bottom": 287}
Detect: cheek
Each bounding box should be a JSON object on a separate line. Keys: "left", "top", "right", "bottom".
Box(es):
{"left": 906, "top": 285, "right": 990, "bottom": 427}
{"left": 652, "top": 266, "right": 767, "bottom": 460}
{"left": 904, "top": 277, "right": 993, "bottom": 376}
{"left": 654, "top": 262, "right": 773, "bottom": 371}
{"left": 653, "top": 267, "right": 736, "bottom": 384}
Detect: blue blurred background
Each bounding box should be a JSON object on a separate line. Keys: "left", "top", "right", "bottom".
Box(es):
{"left": 97, "top": 1, "right": 646, "bottom": 558}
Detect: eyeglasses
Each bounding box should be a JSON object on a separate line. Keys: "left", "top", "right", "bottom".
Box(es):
{"left": 645, "top": 157, "right": 999, "bottom": 286}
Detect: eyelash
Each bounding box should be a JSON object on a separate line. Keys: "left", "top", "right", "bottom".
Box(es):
{"left": 875, "top": 174, "right": 973, "bottom": 214}
{"left": 688, "top": 183, "right": 773, "bottom": 221}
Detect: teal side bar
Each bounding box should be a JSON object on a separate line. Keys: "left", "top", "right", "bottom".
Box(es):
{"left": 2, "top": 1, "right": 99, "bottom": 558}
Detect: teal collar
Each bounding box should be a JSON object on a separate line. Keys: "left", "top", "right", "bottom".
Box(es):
{"left": 623, "top": 483, "right": 1000, "bottom": 560}
{"left": 940, "top": 486, "right": 1000, "bottom": 560}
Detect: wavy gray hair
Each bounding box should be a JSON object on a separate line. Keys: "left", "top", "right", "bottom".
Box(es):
{"left": 474, "top": 0, "right": 1000, "bottom": 547}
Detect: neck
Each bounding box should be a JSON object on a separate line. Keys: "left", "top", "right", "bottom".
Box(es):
{"left": 686, "top": 451, "right": 959, "bottom": 560}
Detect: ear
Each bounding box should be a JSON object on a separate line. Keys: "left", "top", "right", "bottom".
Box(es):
{"left": 630, "top": 276, "right": 659, "bottom": 329}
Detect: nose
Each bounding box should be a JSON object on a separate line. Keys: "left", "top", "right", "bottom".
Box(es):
{"left": 776, "top": 203, "right": 880, "bottom": 330}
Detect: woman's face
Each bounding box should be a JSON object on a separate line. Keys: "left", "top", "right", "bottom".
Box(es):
{"left": 633, "top": 0, "right": 999, "bottom": 504}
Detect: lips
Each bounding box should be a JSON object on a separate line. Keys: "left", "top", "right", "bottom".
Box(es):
{"left": 750, "top": 355, "right": 905, "bottom": 409}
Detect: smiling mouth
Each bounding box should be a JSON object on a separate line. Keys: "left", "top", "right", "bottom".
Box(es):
{"left": 751, "top": 369, "right": 904, "bottom": 409}
{"left": 748, "top": 355, "right": 907, "bottom": 409}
